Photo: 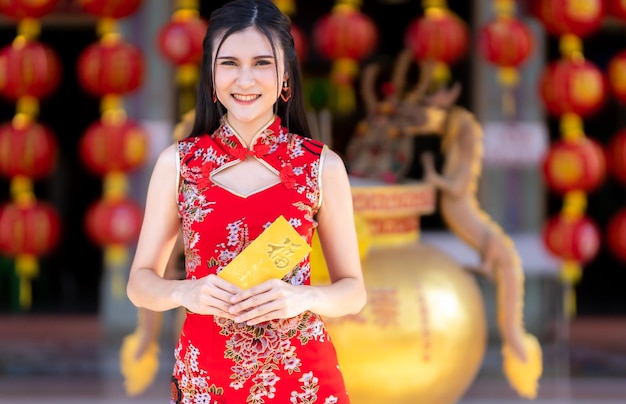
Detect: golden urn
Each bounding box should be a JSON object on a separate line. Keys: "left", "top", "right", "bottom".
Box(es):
{"left": 313, "top": 178, "right": 487, "bottom": 404}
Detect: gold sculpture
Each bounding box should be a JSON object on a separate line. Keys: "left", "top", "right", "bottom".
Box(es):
{"left": 344, "top": 48, "right": 542, "bottom": 400}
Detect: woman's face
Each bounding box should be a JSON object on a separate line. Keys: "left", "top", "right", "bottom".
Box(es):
{"left": 213, "top": 26, "right": 286, "bottom": 136}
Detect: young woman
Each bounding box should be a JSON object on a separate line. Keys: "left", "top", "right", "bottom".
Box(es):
{"left": 126, "top": 1, "right": 366, "bottom": 402}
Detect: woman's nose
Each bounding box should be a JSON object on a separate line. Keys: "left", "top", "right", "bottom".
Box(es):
{"left": 236, "top": 67, "right": 255, "bottom": 88}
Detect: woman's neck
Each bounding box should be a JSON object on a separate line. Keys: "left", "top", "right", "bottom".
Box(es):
{"left": 224, "top": 114, "right": 276, "bottom": 147}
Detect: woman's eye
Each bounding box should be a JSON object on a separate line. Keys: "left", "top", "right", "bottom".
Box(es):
{"left": 256, "top": 59, "right": 272, "bottom": 66}
{"left": 219, "top": 60, "right": 236, "bottom": 66}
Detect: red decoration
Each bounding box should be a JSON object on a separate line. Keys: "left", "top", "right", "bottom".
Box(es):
{"left": 312, "top": 8, "right": 378, "bottom": 61}
{"left": 291, "top": 23, "right": 308, "bottom": 64}
{"left": 0, "top": 122, "right": 58, "bottom": 179}
{"left": 607, "top": 49, "right": 626, "bottom": 105}
{"left": 0, "top": 42, "right": 61, "bottom": 100}
{"left": 157, "top": 16, "right": 208, "bottom": 66}
{"left": 543, "top": 214, "right": 600, "bottom": 263}
{"left": 607, "top": 208, "right": 626, "bottom": 262}
{"left": 404, "top": 9, "right": 469, "bottom": 64}
{"left": 84, "top": 198, "right": 142, "bottom": 246}
{"left": 539, "top": 58, "right": 606, "bottom": 117}
{"left": 607, "top": 129, "right": 626, "bottom": 185}
{"left": 0, "top": 201, "right": 61, "bottom": 256}
{"left": 77, "top": 40, "right": 144, "bottom": 97}
{"left": 79, "top": 119, "right": 148, "bottom": 176}
{"left": 478, "top": 17, "right": 534, "bottom": 67}
{"left": 78, "top": 0, "right": 142, "bottom": 19}
{"left": 532, "top": 0, "right": 604, "bottom": 38}
{"left": 608, "top": 0, "right": 626, "bottom": 21}
{"left": 0, "top": 0, "right": 59, "bottom": 19}
{"left": 541, "top": 138, "right": 606, "bottom": 194}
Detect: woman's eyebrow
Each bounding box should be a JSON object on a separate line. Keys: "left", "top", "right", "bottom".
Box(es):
{"left": 216, "top": 54, "right": 275, "bottom": 60}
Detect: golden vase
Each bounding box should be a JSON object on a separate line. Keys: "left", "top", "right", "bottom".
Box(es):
{"left": 322, "top": 179, "right": 488, "bottom": 404}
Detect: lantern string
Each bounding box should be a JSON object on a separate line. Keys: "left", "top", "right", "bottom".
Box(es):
{"left": 555, "top": 33, "right": 592, "bottom": 319}
{"left": 2, "top": 7, "right": 59, "bottom": 311}
{"left": 77, "top": 2, "right": 146, "bottom": 300}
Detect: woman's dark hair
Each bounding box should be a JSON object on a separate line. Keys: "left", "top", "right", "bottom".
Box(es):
{"left": 189, "top": 0, "right": 311, "bottom": 138}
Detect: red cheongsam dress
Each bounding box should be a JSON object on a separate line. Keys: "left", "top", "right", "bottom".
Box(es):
{"left": 172, "top": 117, "right": 350, "bottom": 404}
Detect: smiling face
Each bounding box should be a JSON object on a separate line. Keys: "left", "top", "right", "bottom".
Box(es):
{"left": 213, "top": 26, "right": 286, "bottom": 139}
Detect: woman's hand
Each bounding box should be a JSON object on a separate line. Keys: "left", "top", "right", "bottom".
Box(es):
{"left": 179, "top": 274, "right": 242, "bottom": 319}
{"left": 227, "top": 279, "right": 314, "bottom": 325}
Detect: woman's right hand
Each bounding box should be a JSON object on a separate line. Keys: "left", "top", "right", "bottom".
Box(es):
{"left": 179, "top": 274, "right": 242, "bottom": 318}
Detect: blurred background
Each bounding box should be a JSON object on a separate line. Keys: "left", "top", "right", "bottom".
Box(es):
{"left": 0, "top": 0, "right": 625, "bottom": 403}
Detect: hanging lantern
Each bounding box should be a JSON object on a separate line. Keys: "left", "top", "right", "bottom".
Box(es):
{"left": 157, "top": 16, "right": 207, "bottom": 66}
{"left": 607, "top": 208, "right": 626, "bottom": 263}
{"left": 84, "top": 197, "right": 143, "bottom": 246}
{"left": 539, "top": 58, "right": 606, "bottom": 118}
{"left": 607, "top": 129, "right": 626, "bottom": 185}
{"left": 313, "top": 8, "right": 377, "bottom": 62}
{"left": 0, "top": 41, "right": 62, "bottom": 101}
{"left": 0, "top": 121, "right": 58, "bottom": 179}
{"left": 532, "top": 0, "right": 604, "bottom": 38}
{"left": 312, "top": 4, "right": 378, "bottom": 113}
{"left": 478, "top": 17, "right": 533, "bottom": 68}
{"left": 607, "top": 50, "right": 626, "bottom": 105}
{"left": 541, "top": 137, "right": 606, "bottom": 194}
{"left": 78, "top": 0, "right": 142, "bottom": 19}
{"left": 0, "top": 0, "right": 59, "bottom": 19}
{"left": 607, "top": 0, "right": 626, "bottom": 22}
{"left": 76, "top": 39, "right": 144, "bottom": 97}
{"left": 404, "top": 7, "right": 469, "bottom": 65}
{"left": 291, "top": 23, "right": 308, "bottom": 64}
{"left": 542, "top": 214, "right": 600, "bottom": 263}
{"left": 0, "top": 201, "right": 61, "bottom": 256}
{"left": 79, "top": 119, "right": 148, "bottom": 176}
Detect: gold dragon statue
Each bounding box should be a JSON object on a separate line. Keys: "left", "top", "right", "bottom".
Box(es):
{"left": 346, "top": 48, "right": 543, "bottom": 399}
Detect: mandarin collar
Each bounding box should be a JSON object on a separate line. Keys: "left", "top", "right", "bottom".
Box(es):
{"left": 214, "top": 116, "right": 286, "bottom": 160}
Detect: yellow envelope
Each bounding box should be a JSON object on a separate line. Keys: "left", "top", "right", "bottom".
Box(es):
{"left": 218, "top": 215, "right": 312, "bottom": 289}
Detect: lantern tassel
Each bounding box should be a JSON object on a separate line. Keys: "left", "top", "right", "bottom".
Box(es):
{"left": 330, "top": 59, "right": 359, "bottom": 114}
{"left": 105, "top": 245, "right": 129, "bottom": 299}
{"left": 559, "top": 261, "right": 582, "bottom": 319}
{"left": 15, "top": 255, "right": 39, "bottom": 310}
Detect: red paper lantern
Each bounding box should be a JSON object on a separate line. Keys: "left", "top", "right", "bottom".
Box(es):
{"left": 539, "top": 58, "right": 606, "bottom": 117}
{"left": 0, "top": 122, "right": 58, "bottom": 179}
{"left": 607, "top": 208, "right": 626, "bottom": 262}
{"left": 543, "top": 214, "right": 600, "bottom": 263}
{"left": 0, "top": 201, "right": 61, "bottom": 256}
{"left": 79, "top": 119, "right": 148, "bottom": 176}
{"left": 291, "top": 23, "right": 308, "bottom": 64}
{"left": 0, "top": 0, "right": 59, "bottom": 19}
{"left": 312, "top": 8, "right": 378, "bottom": 61}
{"left": 84, "top": 198, "right": 142, "bottom": 246}
{"left": 607, "top": 129, "right": 626, "bottom": 185}
{"left": 157, "top": 16, "right": 208, "bottom": 66}
{"left": 77, "top": 40, "right": 144, "bottom": 97}
{"left": 607, "top": 0, "right": 626, "bottom": 22}
{"left": 0, "top": 42, "right": 61, "bottom": 100}
{"left": 607, "top": 50, "right": 626, "bottom": 105}
{"left": 78, "top": 0, "right": 142, "bottom": 19}
{"left": 478, "top": 17, "right": 534, "bottom": 67}
{"left": 404, "top": 9, "right": 469, "bottom": 64}
{"left": 541, "top": 138, "right": 606, "bottom": 194}
{"left": 532, "top": 0, "right": 604, "bottom": 38}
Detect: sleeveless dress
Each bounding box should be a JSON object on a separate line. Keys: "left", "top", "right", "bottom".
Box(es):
{"left": 172, "top": 117, "right": 350, "bottom": 404}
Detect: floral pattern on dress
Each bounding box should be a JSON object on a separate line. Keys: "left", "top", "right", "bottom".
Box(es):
{"left": 174, "top": 117, "right": 348, "bottom": 403}
{"left": 215, "top": 312, "right": 327, "bottom": 404}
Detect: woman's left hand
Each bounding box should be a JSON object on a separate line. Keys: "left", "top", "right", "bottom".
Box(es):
{"left": 228, "top": 279, "right": 314, "bottom": 325}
